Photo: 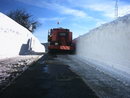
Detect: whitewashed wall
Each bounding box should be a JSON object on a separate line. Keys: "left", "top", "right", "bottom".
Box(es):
{"left": 76, "top": 14, "right": 130, "bottom": 79}
{"left": 0, "top": 12, "right": 45, "bottom": 58}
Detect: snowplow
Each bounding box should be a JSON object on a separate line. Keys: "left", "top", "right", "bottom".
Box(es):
{"left": 48, "top": 28, "right": 75, "bottom": 53}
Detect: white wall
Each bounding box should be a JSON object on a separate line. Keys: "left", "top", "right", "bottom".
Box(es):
{"left": 76, "top": 14, "right": 130, "bottom": 79}
{"left": 0, "top": 12, "right": 45, "bottom": 58}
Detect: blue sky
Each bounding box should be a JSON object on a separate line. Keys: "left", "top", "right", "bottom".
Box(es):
{"left": 0, "top": 0, "right": 130, "bottom": 43}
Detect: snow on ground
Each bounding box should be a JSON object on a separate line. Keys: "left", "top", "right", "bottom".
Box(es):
{"left": 0, "top": 55, "right": 43, "bottom": 92}
{"left": 55, "top": 55, "right": 130, "bottom": 98}
{"left": 75, "top": 14, "right": 130, "bottom": 86}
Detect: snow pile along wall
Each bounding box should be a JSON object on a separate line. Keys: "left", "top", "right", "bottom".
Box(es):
{"left": 76, "top": 14, "right": 130, "bottom": 81}
{"left": 0, "top": 12, "right": 45, "bottom": 58}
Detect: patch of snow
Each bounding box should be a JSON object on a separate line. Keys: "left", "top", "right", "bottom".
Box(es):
{"left": 69, "top": 55, "right": 130, "bottom": 85}
{"left": 0, "top": 55, "right": 43, "bottom": 91}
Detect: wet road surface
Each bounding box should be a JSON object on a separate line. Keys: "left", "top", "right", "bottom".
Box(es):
{"left": 0, "top": 54, "right": 98, "bottom": 98}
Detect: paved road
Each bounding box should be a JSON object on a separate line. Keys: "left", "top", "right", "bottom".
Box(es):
{"left": 0, "top": 54, "right": 98, "bottom": 98}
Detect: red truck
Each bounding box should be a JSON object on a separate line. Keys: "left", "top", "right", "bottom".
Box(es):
{"left": 48, "top": 28, "right": 75, "bottom": 53}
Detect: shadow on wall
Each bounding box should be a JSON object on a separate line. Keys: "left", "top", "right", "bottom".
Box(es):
{"left": 19, "top": 39, "right": 44, "bottom": 55}
{"left": 19, "top": 39, "right": 31, "bottom": 55}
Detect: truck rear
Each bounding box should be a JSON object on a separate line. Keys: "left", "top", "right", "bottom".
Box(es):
{"left": 48, "top": 28, "right": 75, "bottom": 53}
